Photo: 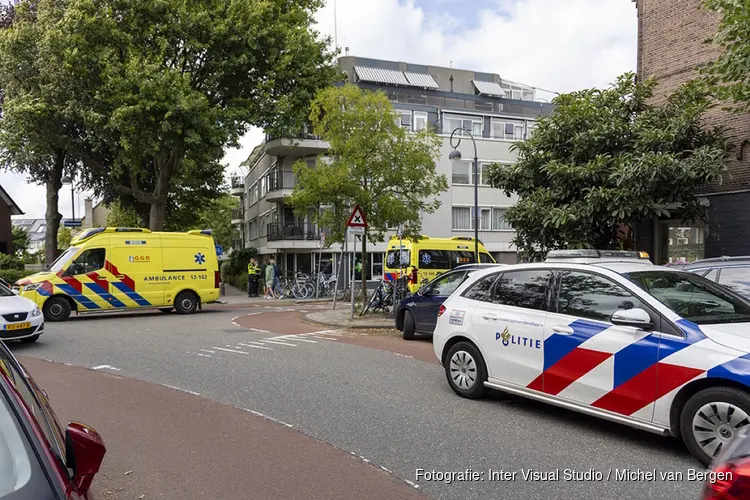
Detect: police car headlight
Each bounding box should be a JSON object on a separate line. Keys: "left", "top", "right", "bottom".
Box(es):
{"left": 23, "top": 283, "right": 42, "bottom": 292}
{"left": 30, "top": 307, "right": 42, "bottom": 318}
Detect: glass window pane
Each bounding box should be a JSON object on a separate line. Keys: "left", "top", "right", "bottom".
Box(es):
{"left": 493, "top": 270, "right": 552, "bottom": 310}
{"left": 463, "top": 273, "right": 502, "bottom": 302}
{"left": 418, "top": 250, "right": 452, "bottom": 269}
{"left": 452, "top": 207, "right": 471, "bottom": 230}
{"left": 452, "top": 162, "right": 470, "bottom": 184}
{"left": 429, "top": 271, "right": 467, "bottom": 296}
{"left": 493, "top": 209, "right": 512, "bottom": 230}
{"left": 558, "top": 271, "right": 642, "bottom": 322}
{"left": 718, "top": 267, "right": 750, "bottom": 297}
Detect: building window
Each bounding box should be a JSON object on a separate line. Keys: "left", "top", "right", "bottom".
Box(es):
{"left": 248, "top": 219, "right": 258, "bottom": 240}
{"left": 452, "top": 161, "right": 471, "bottom": 185}
{"left": 371, "top": 252, "right": 384, "bottom": 279}
{"left": 414, "top": 111, "right": 428, "bottom": 131}
{"left": 443, "top": 113, "right": 482, "bottom": 137}
{"left": 491, "top": 118, "right": 524, "bottom": 140}
{"left": 492, "top": 208, "right": 512, "bottom": 230}
{"left": 451, "top": 207, "right": 491, "bottom": 231}
{"left": 395, "top": 109, "right": 412, "bottom": 130}
{"left": 526, "top": 122, "right": 537, "bottom": 139}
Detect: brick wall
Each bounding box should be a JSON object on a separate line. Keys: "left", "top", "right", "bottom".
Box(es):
{"left": 636, "top": 0, "right": 750, "bottom": 194}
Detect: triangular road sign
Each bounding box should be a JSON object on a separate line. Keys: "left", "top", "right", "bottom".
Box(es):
{"left": 346, "top": 205, "right": 368, "bottom": 227}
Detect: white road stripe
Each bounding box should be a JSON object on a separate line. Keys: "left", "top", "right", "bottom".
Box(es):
{"left": 284, "top": 336, "right": 317, "bottom": 343}
{"left": 212, "top": 346, "right": 250, "bottom": 354}
{"left": 200, "top": 349, "right": 216, "bottom": 354}
{"left": 162, "top": 384, "right": 200, "bottom": 396}
{"left": 92, "top": 365, "right": 121, "bottom": 371}
{"left": 237, "top": 343, "right": 273, "bottom": 350}
{"left": 300, "top": 310, "right": 309, "bottom": 313}
{"left": 247, "top": 328, "right": 270, "bottom": 333}
{"left": 262, "top": 339, "right": 298, "bottom": 347}
{"left": 196, "top": 353, "right": 212, "bottom": 358}
{"left": 309, "top": 336, "right": 336, "bottom": 341}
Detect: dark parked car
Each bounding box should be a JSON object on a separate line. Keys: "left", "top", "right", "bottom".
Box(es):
{"left": 0, "top": 341, "right": 106, "bottom": 499}
{"left": 701, "top": 426, "right": 750, "bottom": 499}
{"left": 395, "top": 263, "right": 506, "bottom": 340}
{"left": 681, "top": 256, "right": 750, "bottom": 298}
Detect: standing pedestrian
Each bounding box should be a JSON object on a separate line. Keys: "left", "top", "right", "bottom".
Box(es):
{"left": 264, "top": 258, "right": 277, "bottom": 300}
{"left": 270, "top": 258, "right": 282, "bottom": 299}
{"left": 247, "top": 257, "right": 260, "bottom": 297}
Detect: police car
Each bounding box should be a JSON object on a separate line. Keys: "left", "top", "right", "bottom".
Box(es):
{"left": 433, "top": 249, "right": 750, "bottom": 465}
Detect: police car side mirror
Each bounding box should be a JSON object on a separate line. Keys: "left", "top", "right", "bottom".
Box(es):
{"left": 611, "top": 308, "right": 652, "bottom": 330}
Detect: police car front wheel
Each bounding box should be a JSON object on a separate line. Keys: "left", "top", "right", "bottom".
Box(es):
{"left": 680, "top": 386, "right": 750, "bottom": 466}
{"left": 445, "top": 341, "right": 487, "bottom": 399}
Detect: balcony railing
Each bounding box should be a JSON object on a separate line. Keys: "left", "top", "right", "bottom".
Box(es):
{"left": 265, "top": 131, "right": 323, "bottom": 142}
{"left": 267, "top": 222, "right": 319, "bottom": 241}
{"left": 231, "top": 208, "right": 244, "bottom": 221}
{"left": 267, "top": 170, "right": 297, "bottom": 191}
{"left": 230, "top": 175, "right": 243, "bottom": 189}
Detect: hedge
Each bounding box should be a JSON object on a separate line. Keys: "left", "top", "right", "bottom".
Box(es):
{"left": 0, "top": 269, "right": 35, "bottom": 285}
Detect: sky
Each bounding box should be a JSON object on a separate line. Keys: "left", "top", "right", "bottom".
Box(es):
{"left": 2, "top": 0, "right": 638, "bottom": 220}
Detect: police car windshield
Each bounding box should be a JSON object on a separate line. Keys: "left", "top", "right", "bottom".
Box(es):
{"left": 48, "top": 246, "right": 79, "bottom": 273}
{"left": 625, "top": 270, "right": 750, "bottom": 325}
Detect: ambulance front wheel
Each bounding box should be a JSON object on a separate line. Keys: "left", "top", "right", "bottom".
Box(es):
{"left": 43, "top": 297, "right": 72, "bottom": 322}
{"left": 174, "top": 291, "right": 199, "bottom": 314}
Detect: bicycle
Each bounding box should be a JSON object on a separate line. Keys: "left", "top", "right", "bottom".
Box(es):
{"left": 360, "top": 278, "right": 395, "bottom": 316}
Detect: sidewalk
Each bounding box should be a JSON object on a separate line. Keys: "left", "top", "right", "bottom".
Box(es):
{"left": 214, "top": 283, "right": 332, "bottom": 306}
{"left": 305, "top": 306, "right": 396, "bottom": 329}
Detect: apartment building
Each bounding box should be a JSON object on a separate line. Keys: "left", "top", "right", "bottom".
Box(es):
{"left": 633, "top": 0, "right": 750, "bottom": 262}
{"left": 231, "top": 55, "right": 554, "bottom": 280}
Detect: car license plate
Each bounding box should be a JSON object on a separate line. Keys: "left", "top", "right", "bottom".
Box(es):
{"left": 5, "top": 322, "right": 31, "bottom": 331}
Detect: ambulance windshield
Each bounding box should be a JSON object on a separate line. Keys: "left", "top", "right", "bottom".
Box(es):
{"left": 49, "top": 246, "right": 79, "bottom": 273}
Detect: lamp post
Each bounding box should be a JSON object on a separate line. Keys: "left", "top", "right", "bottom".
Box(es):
{"left": 60, "top": 175, "right": 75, "bottom": 221}
{"left": 448, "top": 128, "right": 479, "bottom": 263}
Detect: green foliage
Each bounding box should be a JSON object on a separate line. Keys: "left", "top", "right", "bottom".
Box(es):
{"left": 288, "top": 84, "right": 448, "bottom": 244}
{"left": 0, "top": 253, "right": 24, "bottom": 270}
{"left": 194, "top": 193, "right": 239, "bottom": 250}
{"left": 0, "top": 268, "right": 32, "bottom": 284}
{"left": 221, "top": 247, "right": 257, "bottom": 279}
{"left": 57, "top": 226, "right": 72, "bottom": 248}
{"left": 11, "top": 225, "right": 30, "bottom": 255}
{"left": 486, "top": 73, "right": 730, "bottom": 261}
{"left": 105, "top": 199, "right": 144, "bottom": 228}
{"left": 55, "top": 0, "right": 338, "bottom": 229}
{"left": 701, "top": 0, "right": 750, "bottom": 111}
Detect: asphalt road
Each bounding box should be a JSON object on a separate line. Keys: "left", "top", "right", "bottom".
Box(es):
{"left": 11, "top": 303, "right": 708, "bottom": 500}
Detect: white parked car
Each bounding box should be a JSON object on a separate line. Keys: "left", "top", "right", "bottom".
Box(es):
{"left": 0, "top": 283, "right": 44, "bottom": 343}
{"left": 433, "top": 249, "right": 750, "bottom": 466}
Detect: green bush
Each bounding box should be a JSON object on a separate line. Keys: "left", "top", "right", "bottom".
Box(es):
{"left": 222, "top": 248, "right": 257, "bottom": 278}
{"left": 0, "top": 254, "right": 25, "bottom": 271}
{"left": 0, "top": 269, "right": 34, "bottom": 285}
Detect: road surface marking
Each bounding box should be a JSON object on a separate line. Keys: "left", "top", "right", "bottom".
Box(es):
{"left": 200, "top": 349, "right": 216, "bottom": 354}
{"left": 237, "top": 342, "right": 273, "bottom": 350}
{"left": 300, "top": 310, "right": 309, "bottom": 313}
{"left": 380, "top": 466, "right": 392, "bottom": 473}
{"left": 247, "top": 327, "right": 270, "bottom": 333}
{"left": 162, "top": 384, "right": 200, "bottom": 396}
{"left": 212, "top": 346, "right": 250, "bottom": 355}
{"left": 309, "top": 336, "right": 337, "bottom": 341}
{"left": 244, "top": 341, "right": 268, "bottom": 345}
{"left": 283, "top": 336, "right": 317, "bottom": 343}
{"left": 196, "top": 353, "right": 212, "bottom": 358}
{"left": 404, "top": 479, "right": 420, "bottom": 489}
{"left": 392, "top": 352, "right": 413, "bottom": 359}
{"left": 261, "top": 339, "right": 298, "bottom": 347}
{"left": 312, "top": 329, "right": 344, "bottom": 335}
{"left": 243, "top": 408, "right": 294, "bottom": 428}
{"left": 92, "top": 365, "right": 121, "bottom": 371}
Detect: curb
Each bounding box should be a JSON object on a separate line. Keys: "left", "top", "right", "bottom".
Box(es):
{"left": 303, "top": 312, "right": 395, "bottom": 330}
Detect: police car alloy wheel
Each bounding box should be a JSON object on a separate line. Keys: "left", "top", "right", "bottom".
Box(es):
{"left": 680, "top": 387, "right": 750, "bottom": 466}
{"left": 445, "top": 341, "right": 487, "bottom": 399}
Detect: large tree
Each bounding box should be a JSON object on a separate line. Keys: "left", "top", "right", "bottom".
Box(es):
{"left": 288, "top": 84, "right": 448, "bottom": 302}
{"left": 0, "top": 0, "right": 76, "bottom": 263}
{"left": 702, "top": 0, "right": 750, "bottom": 110}
{"left": 486, "top": 73, "right": 730, "bottom": 261}
{"left": 58, "top": 0, "right": 338, "bottom": 230}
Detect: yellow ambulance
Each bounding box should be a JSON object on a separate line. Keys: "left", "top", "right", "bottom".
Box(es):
{"left": 383, "top": 236, "right": 495, "bottom": 293}
{"left": 13, "top": 227, "right": 221, "bottom": 321}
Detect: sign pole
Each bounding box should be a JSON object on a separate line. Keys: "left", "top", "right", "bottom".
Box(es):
{"left": 350, "top": 232, "right": 356, "bottom": 320}
{"left": 332, "top": 231, "right": 346, "bottom": 310}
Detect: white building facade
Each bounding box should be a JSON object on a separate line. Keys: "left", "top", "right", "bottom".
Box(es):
{"left": 231, "top": 56, "right": 554, "bottom": 281}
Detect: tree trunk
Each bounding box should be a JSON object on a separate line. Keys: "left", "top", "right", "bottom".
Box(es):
{"left": 149, "top": 202, "right": 167, "bottom": 231}
{"left": 44, "top": 153, "right": 65, "bottom": 265}
{"left": 360, "top": 230, "right": 368, "bottom": 305}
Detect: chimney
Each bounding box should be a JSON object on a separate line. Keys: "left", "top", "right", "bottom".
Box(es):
{"left": 84, "top": 198, "right": 94, "bottom": 228}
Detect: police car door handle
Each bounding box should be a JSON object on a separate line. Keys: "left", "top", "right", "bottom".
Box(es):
{"left": 552, "top": 325, "right": 574, "bottom": 335}
{"left": 482, "top": 313, "right": 498, "bottom": 320}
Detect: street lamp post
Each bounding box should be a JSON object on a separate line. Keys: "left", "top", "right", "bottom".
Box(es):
{"left": 61, "top": 175, "right": 75, "bottom": 221}
{"left": 448, "top": 128, "right": 479, "bottom": 264}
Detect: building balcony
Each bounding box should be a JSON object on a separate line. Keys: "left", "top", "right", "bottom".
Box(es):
{"left": 267, "top": 222, "right": 320, "bottom": 242}
{"left": 231, "top": 208, "right": 245, "bottom": 225}
{"left": 264, "top": 133, "right": 328, "bottom": 156}
{"left": 230, "top": 175, "right": 245, "bottom": 196}
{"left": 266, "top": 170, "right": 297, "bottom": 202}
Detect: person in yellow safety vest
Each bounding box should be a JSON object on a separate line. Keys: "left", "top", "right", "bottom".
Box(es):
{"left": 247, "top": 257, "right": 260, "bottom": 297}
